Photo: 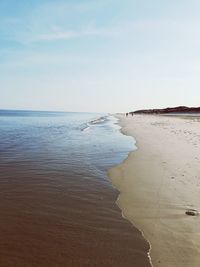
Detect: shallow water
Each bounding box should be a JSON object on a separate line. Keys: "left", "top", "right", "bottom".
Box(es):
{"left": 0, "top": 110, "right": 151, "bottom": 267}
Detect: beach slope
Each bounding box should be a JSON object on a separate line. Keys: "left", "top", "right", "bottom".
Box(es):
{"left": 109, "top": 114, "right": 200, "bottom": 267}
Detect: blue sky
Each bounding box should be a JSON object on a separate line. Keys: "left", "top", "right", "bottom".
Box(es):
{"left": 1, "top": 0, "right": 200, "bottom": 112}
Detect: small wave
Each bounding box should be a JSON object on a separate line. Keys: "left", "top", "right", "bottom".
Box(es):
{"left": 81, "top": 123, "right": 91, "bottom": 132}
{"left": 81, "top": 116, "right": 108, "bottom": 132}
{"left": 89, "top": 116, "right": 108, "bottom": 125}
{"left": 82, "top": 124, "right": 91, "bottom": 132}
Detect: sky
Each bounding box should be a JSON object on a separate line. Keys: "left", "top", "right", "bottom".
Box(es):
{"left": 1, "top": 0, "right": 200, "bottom": 113}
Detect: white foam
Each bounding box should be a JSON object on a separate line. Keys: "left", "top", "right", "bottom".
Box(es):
{"left": 90, "top": 116, "right": 107, "bottom": 125}
{"left": 82, "top": 123, "right": 91, "bottom": 132}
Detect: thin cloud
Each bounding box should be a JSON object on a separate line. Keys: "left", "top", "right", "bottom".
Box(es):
{"left": 3, "top": 16, "right": 200, "bottom": 45}
{"left": 29, "top": 25, "right": 118, "bottom": 43}
{"left": 0, "top": 0, "right": 116, "bottom": 44}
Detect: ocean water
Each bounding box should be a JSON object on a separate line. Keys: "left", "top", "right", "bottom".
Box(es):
{"left": 0, "top": 110, "right": 151, "bottom": 267}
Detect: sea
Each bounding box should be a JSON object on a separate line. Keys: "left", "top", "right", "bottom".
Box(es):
{"left": 0, "top": 110, "right": 151, "bottom": 267}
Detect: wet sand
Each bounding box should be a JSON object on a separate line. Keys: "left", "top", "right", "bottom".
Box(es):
{"left": 109, "top": 114, "right": 200, "bottom": 267}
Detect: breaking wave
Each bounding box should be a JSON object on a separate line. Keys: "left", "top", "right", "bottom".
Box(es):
{"left": 81, "top": 116, "right": 108, "bottom": 132}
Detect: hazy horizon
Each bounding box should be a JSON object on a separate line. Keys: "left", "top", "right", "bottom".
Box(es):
{"left": 1, "top": 105, "right": 200, "bottom": 114}
{"left": 1, "top": 0, "right": 200, "bottom": 113}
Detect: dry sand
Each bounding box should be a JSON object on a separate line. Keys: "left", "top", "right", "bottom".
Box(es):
{"left": 108, "top": 114, "right": 200, "bottom": 267}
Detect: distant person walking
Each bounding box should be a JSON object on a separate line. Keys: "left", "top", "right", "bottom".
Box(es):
{"left": 126, "top": 113, "right": 128, "bottom": 117}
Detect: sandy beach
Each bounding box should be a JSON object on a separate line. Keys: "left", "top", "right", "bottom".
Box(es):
{"left": 109, "top": 114, "right": 200, "bottom": 267}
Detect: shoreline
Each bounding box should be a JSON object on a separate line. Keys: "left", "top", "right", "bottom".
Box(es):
{"left": 108, "top": 114, "right": 200, "bottom": 267}
{"left": 109, "top": 115, "right": 153, "bottom": 267}
{"left": 0, "top": 112, "right": 152, "bottom": 267}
